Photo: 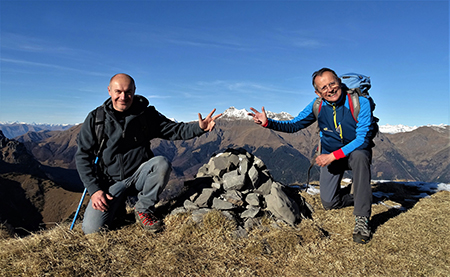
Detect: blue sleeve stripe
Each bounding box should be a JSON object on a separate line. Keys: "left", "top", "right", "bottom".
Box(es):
{"left": 267, "top": 98, "right": 317, "bottom": 132}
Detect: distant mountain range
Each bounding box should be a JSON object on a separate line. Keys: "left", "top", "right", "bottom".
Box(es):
{"left": 0, "top": 122, "right": 74, "bottom": 139}
{"left": 1, "top": 108, "right": 446, "bottom": 139}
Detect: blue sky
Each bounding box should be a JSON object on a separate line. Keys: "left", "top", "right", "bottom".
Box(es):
{"left": 1, "top": 0, "right": 448, "bottom": 126}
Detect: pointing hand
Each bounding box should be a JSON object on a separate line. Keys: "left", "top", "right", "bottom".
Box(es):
{"left": 199, "top": 108, "right": 222, "bottom": 132}
{"left": 248, "top": 107, "right": 268, "bottom": 126}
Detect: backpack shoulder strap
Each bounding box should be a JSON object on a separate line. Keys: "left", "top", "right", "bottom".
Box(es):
{"left": 312, "top": 97, "right": 323, "bottom": 119}
{"left": 347, "top": 89, "right": 361, "bottom": 122}
{"left": 93, "top": 105, "right": 106, "bottom": 157}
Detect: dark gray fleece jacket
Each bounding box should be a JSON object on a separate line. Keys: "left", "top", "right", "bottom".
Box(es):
{"left": 75, "top": 95, "right": 206, "bottom": 196}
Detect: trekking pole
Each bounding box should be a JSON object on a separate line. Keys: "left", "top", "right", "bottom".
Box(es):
{"left": 306, "top": 140, "right": 321, "bottom": 191}
{"left": 70, "top": 137, "right": 105, "bottom": 230}
{"left": 70, "top": 188, "right": 87, "bottom": 230}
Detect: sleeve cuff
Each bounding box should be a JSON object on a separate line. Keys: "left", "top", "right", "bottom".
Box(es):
{"left": 262, "top": 120, "right": 269, "bottom": 128}
{"left": 332, "top": 149, "right": 346, "bottom": 160}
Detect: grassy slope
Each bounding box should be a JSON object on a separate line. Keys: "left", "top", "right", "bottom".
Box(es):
{"left": 1, "top": 189, "right": 449, "bottom": 277}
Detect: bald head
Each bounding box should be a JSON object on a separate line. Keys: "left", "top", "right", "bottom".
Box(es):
{"left": 110, "top": 73, "right": 136, "bottom": 89}
{"left": 108, "top": 73, "right": 136, "bottom": 112}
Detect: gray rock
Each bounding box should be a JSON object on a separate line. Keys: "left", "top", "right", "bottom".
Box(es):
{"left": 183, "top": 199, "right": 199, "bottom": 211}
{"left": 170, "top": 207, "right": 187, "bottom": 216}
{"left": 196, "top": 164, "right": 209, "bottom": 178}
{"left": 253, "top": 156, "right": 265, "bottom": 170}
{"left": 207, "top": 155, "right": 230, "bottom": 177}
{"left": 194, "top": 188, "right": 216, "bottom": 208}
{"left": 245, "top": 193, "right": 261, "bottom": 206}
{"left": 264, "top": 182, "right": 300, "bottom": 226}
{"left": 191, "top": 208, "right": 212, "bottom": 223}
{"left": 228, "top": 154, "right": 240, "bottom": 168}
{"left": 222, "top": 190, "right": 244, "bottom": 206}
{"left": 238, "top": 155, "right": 250, "bottom": 174}
{"left": 248, "top": 165, "right": 260, "bottom": 188}
{"left": 223, "top": 170, "right": 246, "bottom": 191}
{"left": 211, "top": 182, "right": 222, "bottom": 190}
{"left": 241, "top": 206, "right": 260, "bottom": 218}
{"left": 189, "top": 192, "right": 199, "bottom": 202}
{"left": 212, "top": 197, "right": 235, "bottom": 210}
{"left": 255, "top": 178, "right": 273, "bottom": 195}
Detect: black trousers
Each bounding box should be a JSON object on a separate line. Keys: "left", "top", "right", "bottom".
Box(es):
{"left": 319, "top": 149, "right": 373, "bottom": 218}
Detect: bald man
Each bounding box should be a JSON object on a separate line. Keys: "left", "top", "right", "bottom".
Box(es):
{"left": 76, "top": 73, "right": 221, "bottom": 234}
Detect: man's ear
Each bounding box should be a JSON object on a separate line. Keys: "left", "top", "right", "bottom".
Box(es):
{"left": 315, "top": 90, "right": 321, "bottom": 98}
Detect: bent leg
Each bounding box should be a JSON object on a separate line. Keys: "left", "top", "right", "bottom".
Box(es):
{"left": 130, "top": 156, "right": 172, "bottom": 213}
{"left": 82, "top": 193, "right": 126, "bottom": 234}
{"left": 348, "top": 150, "right": 372, "bottom": 218}
{"left": 319, "top": 162, "right": 345, "bottom": 210}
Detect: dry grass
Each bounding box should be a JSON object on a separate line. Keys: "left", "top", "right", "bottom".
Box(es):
{"left": 1, "top": 187, "right": 449, "bottom": 277}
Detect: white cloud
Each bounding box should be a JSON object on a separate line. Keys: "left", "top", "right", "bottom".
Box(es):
{"left": 1, "top": 58, "right": 108, "bottom": 77}
{"left": 194, "top": 80, "right": 303, "bottom": 95}
{"left": 1, "top": 32, "right": 90, "bottom": 56}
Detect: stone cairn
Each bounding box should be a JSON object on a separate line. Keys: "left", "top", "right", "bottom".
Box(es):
{"left": 165, "top": 148, "right": 313, "bottom": 236}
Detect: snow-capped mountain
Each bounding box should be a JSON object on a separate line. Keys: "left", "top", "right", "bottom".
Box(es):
{"left": 379, "top": 124, "right": 448, "bottom": 134}
{"left": 379, "top": 124, "right": 419, "bottom": 134}
{"left": 265, "top": 110, "right": 294, "bottom": 121}
{"left": 220, "top": 107, "right": 294, "bottom": 121}
{"left": 220, "top": 107, "right": 252, "bottom": 120}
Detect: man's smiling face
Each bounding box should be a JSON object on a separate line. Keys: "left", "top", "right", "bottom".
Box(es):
{"left": 108, "top": 74, "right": 136, "bottom": 112}
{"left": 314, "top": 71, "right": 342, "bottom": 103}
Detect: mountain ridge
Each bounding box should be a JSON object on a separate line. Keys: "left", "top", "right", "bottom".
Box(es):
{"left": 0, "top": 122, "right": 75, "bottom": 139}
{"left": 2, "top": 107, "right": 447, "bottom": 139}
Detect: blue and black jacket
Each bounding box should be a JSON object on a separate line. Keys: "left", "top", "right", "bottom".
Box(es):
{"left": 264, "top": 90, "right": 377, "bottom": 160}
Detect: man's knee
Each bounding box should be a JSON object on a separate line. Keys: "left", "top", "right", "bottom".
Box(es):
{"left": 349, "top": 150, "right": 371, "bottom": 164}
{"left": 149, "top": 156, "right": 171, "bottom": 174}
{"left": 82, "top": 211, "right": 106, "bottom": 235}
{"left": 82, "top": 200, "right": 117, "bottom": 235}
{"left": 137, "top": 156, "right": 172, "bottom": 181}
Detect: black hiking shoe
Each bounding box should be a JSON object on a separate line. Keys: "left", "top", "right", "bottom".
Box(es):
{"left": 134, "top": 209, "right": 163, "bottom": 233}
{"left": 353, "top": 216, "right": 371, "bottom": 244}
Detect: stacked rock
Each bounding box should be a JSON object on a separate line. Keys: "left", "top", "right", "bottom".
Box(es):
{"left": 168, "top": 148, "right": 313, "bottom": 233}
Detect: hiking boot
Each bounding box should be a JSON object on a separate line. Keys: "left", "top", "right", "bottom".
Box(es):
{"left": 353, "top": 216, "right": 371, "bottom": 244}
{"left": 134, "top": 209, "right": 163, "bottom": 233}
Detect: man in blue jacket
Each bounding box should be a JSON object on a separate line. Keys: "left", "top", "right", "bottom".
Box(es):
{"left": 248, "top": 68, "right": 377, "bottom": 244}
{"left": 76, "top": 73, "right": 221, "bottom": 234}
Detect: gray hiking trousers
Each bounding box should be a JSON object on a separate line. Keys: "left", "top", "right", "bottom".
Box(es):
{"left": 319, "top": 149, "right": 372, "bottom": 218}
{"left": 82, "top": 156, "right": 171, "bottom": 234}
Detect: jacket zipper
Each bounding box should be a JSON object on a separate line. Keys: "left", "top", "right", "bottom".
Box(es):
{"left": 332, "top": 105, "right": 344, "bottom": 143}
